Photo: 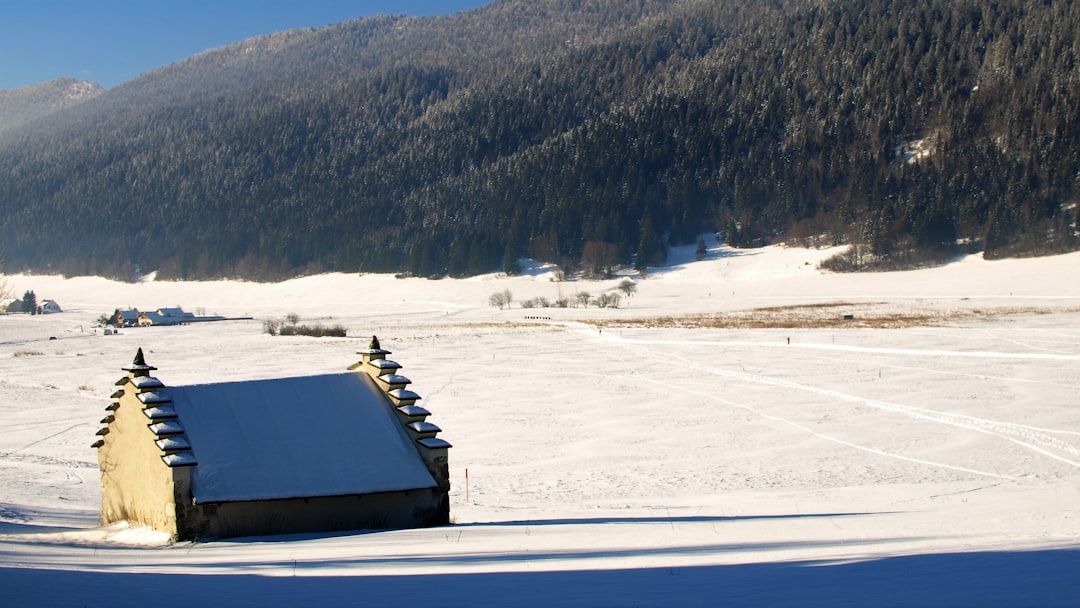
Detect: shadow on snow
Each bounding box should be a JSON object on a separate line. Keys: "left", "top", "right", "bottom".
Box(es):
{"left": 2, "top": 547, "right": 1078, "bottom": 607}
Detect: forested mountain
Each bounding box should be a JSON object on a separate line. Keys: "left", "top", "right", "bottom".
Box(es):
{"left": 1, "top": 0, "right": 1078, "bottom": 280}
{"left": 0, "top": 78, "right": 103, "bottom": 136}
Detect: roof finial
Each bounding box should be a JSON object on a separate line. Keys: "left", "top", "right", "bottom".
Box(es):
{"left": 123, "top": 347, "right": 157, "bottom": 373}
{"left": 352, "top": 335, "right": 390, "bottom": 365}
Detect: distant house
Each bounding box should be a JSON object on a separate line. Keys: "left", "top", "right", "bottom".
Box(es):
{"left": 92, "top": 338, "right": 451, "bottom": 540}
{"left": 138, "top": 307, "right": 194, "bottom": 326}
{"left": 137, "top": 312, "right": 162, "bottom": 326}
{"left": 40, "top": 299, "right": 63, "bottom": 314}
{"left": 111, "top": 309, "right": 141, "bottom": 327}
{"left": 156, "top": 307, "right": 193, "bottom": 321}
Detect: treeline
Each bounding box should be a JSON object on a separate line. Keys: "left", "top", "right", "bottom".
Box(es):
{"left": 0, "top": 0, "right": 1077, "bottom": 280}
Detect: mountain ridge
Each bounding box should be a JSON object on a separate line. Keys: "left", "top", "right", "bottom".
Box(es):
{"left": 0, "top": 0, "right": 1077, "bottom": 281}
{"left": 0, "top": 77, "right": 104, "bottom": 135}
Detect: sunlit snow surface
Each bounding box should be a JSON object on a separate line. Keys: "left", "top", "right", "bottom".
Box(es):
{"left": 2, "top": 243, "right": 1079, "bottom": 606}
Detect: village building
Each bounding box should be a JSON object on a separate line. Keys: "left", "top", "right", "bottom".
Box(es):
{"left": 138, "top": 307, "right": 195, "bottom": 326}
{"left": 111, "top": 307, "right": 229, "bottom": 328}
{"left": 92, "top": 338, "right": 451, "bottom": 540}
{"left": 0, "top": 297, "right": 57, "bottom": 314}
{"left": 111, "top": 309, "right": 141, "bottom": 327}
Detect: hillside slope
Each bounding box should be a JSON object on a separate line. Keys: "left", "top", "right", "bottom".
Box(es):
{"left": 0, "top": 0, "right": 1077, "bottom": 280}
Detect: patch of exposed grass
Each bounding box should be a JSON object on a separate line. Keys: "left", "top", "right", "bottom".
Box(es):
{"left": 278, "top": 323, "right": 347, "bottom": 338}
{"left": 588, "top": 304, "right": 1080, "bottom": 330}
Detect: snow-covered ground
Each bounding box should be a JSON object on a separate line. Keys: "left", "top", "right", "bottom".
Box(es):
{"left": 2, "top": 242, "right": 1079, "bottom": 607}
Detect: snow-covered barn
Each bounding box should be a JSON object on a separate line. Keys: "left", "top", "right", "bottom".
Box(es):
{"left": 92, "top": 339, "right": 451, "bottom": 540}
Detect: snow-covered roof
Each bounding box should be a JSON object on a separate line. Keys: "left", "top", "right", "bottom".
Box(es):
{"left": 149, "top": 420, "right": 184, "bottom": 436}
{"left": 407, "top": 421, "right": 441, "bottom": 434}
{"left": 156, "top": 307, "right": 188, "bottom": 317}
{"left": 368, "top": 359, "right": 401, "bottom": 371}
{"left": 379, "top": 374, "right": 411, "bottom": 385}
{"left": 142, "top": 405, "right": 177, "bottom": 420}
{"left": 140, "top": 311, "right": 183, "bottom": 326}
{"left": 137, "top": 390, "right": 171, "bottom": 405}
{"left": 162, "top": 452, "right": 198, "bottom": 468}
{"left": 166, "top": 372, "right": 436, "bottom": 504}
{"left": 129, "top": 376, "right": 164, "bottom": 390}
{"left": 388, "top": 388, "right": 421, "bottom": 401}
{"left": 155, "top": 436, "right": 190, "bottom": 451}
{"left": 398, "top": 405, "right": 431, "bottom": 418}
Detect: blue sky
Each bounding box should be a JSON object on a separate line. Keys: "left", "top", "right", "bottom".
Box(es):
{"left": 0, "top": 1, "right": 494, "bottom": 90}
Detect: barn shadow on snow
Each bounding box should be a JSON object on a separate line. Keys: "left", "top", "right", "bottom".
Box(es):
{"left": 458, "top": 511, "right": 890, "bottom": 528}
{"left": 209, "top": 511, "right": 888, "bottom": 544}
{"left": 3, "top": 546, "right": 1078, "bottom": 607}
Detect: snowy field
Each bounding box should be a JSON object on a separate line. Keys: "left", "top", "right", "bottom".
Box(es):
{"left": 2, "top": 242, "right": 1079, "bottom": 607}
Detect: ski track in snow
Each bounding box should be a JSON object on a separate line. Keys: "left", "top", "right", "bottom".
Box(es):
{"left": 791, "top": 350, "right": 1080, "bottom": 402}
{"left": 575, "top": 325, "right": 1080, "bottom": 477}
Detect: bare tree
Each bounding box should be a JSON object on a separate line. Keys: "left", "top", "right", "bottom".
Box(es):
{"left": 488, "top": 289, "right": 513, "bottom": 310}
{"left": 595, "top": 293, "right": 621, "bottom": 308}
{"left": 580, "top": 241, "right": 619, "bottom": 279}
{"left": 0, "top": 256, "right": 10, "bottom": 303}
{"left": 574, "top": 291, "right": 592, "bottom": 308}
{"left": 618, "top": 279, "right": 637, "bottom": 298}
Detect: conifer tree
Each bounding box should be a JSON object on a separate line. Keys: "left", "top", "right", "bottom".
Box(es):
{"left": 22, "top": 290, "right": 37, "bottom": 316}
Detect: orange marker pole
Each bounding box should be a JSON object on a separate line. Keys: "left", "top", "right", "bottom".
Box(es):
{"left": 465, "top": 468, "right": 470, "bottom": 503}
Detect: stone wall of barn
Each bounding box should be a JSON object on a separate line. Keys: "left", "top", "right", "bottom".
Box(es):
{"left": 177, "top": 487, "right": 448, "bottom": 539}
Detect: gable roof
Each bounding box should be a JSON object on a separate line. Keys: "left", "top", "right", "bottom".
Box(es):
{"left": 139, "top": 311, "right": 181, "bottom": 325}
{"left": 156, "top": 307, "right": 192, "bottom": 318}
{"left": 167, "top": 372, "right": 436, "bottom": 504}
